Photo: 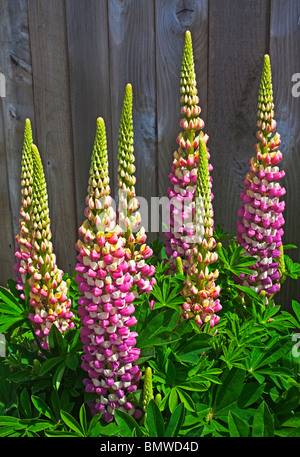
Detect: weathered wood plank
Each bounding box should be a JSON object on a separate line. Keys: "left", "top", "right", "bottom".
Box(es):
{"left": 28, "top": 0, "right": 77, "bottom": 274}
{"left": 155, "top": 0, "right": 209, "bottom": 233}
{"left": 207, "top": 0, "right": 270, "bottom": 236}
{"left": 270, "top": 0, "right": 300, "bottom": 306}
{"left": 0, "top": 0, "right": 35, "bottom": 284}
{"left": 65, "top": 0, "right": 112, "bottom": 228}
{"left": 107, "top": 0, "right": 157, "bottom": 241}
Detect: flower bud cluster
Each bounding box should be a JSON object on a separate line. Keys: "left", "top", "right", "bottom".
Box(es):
{"left": 165, "top": 31, "right": 213, "bottom": 273}
{"left": 14, "top": 119, "right": 34, "bottom": 299}
{"left": 117, "top": 84, "right": 156, "bottom": 294}
{"left": 180, "top": 140, "right": 221, "bottom": 330}
{"left": 76, "top": 115, "right": 154, "bottom": 423}
{"left": 25, "top": 145, "right": 74, "bottom": 349}
{"left": 237, "top": 55, "right": 285, "bottom": 297}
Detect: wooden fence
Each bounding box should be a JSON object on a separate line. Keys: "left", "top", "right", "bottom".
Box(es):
{"left": 0, "top": 0, "right": 299, "bottom": 309}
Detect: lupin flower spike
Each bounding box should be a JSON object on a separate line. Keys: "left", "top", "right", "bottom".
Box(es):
{"left": 236, "top": 54, "right": 285, "bottom": 299}
{"left": 75, "top": 117, "right": 144, "bottom": 423}
{"left": 117, "top": 84, "right": 156, "bottom": 296}
{"left": 27, "top": 145, "right": 74, "bottom": 349}
{"left": 180, "top": 139, "right": 221, "bottom": 330}
{"left": 165, "top": 30, "right": 213, "bottom": 273}
{"left": 14, "top": 119, "right": 33, "bottom": 299}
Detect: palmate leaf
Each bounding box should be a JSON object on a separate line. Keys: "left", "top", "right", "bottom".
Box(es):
{"left": 284, "top": 255, "right": 300, "bottom": 280}
{"left": 152, "top": 279, "right": 186, "bottom": 310}
{"left": 137, "top": 308, "right": 181, "bottom": 349}
{"left": 228, "top": 411, "right": 250, "bottom": 437}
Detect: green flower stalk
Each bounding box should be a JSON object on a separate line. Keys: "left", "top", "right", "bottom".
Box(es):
{"left": 14, "top": 119, "right": 34, "bottom": 299}
{"left": 180, "top": 139, "right": 221, "bottom": 330}
{"left": 237, "top": 55, "right": 285, "bottom": 298}
{"left": 27, "top": 144, "right": 74, "bottom": 349}
{"left": 142, "top": 367, "right": 154, "bottom": 413}
{"left": 165, "top": 30, "right": 213, "bottom": 273}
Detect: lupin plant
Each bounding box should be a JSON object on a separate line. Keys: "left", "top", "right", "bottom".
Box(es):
{"left": 236, "top": 54, "right": 285, "bottom": 299}
{"left": 180, "top": 139, "right": 221, "bottom": 330}
{"left": 117, "top": 83, "right": 156, "bottom": 295}
{"left": 75, "top": 105, "right": 154, "bottom": 423}
{"left": 165, "top": 30, "right": 213, "bottom": 273}
{"left": 14, "top": 119, "right": 34, "bottom": 300}
{"left": 26, "top": 145, "right": 74, "bottom": 349}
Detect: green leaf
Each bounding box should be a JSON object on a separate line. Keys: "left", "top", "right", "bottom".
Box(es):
{"left": 114, "top": 409, "right": 143, "bottom": 438}
{"left": 228, "top": 411, "right": 250, "bottom": 437}
{"left": 137, "top": 347, "right": 155, "bottom": 364}
{"left": 45, "top": 430, "right": 80, "bottom": 437}
{"left": 176, "top": 388, "right": 195, "bottom": 412}
{"left": 38, "top": 356, "right": 64, "bottom": 376}
{"left": 0, "top": 416, "right": 22, "bottom": 426}
{"left": 292, "top": 301, "right": 300, "bottom": 326}
{"left": 66, "top": 353, "right": 79, "bottom": 371}
{"left": 60, "top": 410, "right": 84, "bottom": 436}
{"left": 19, "top": 388, "right": 32, "bottom": 418}
{"left": 176, "top": 334, "right": 211, "bottom": 364}
{"left": 235, "top": 285, "right": 261, "bottom": 301}
{"left": 26, "top": 421, "right": 53, "bottom": 433}
{"left": 0, "top": 316, "right": 26, "bottom": 333}
{"left": 165, "top": 402, "right": 185, "bottom": 437}
{"left": 213, "top": 368, "right": 246, "bottom": 419}
{"left": 31, "top": 395, "right": 56, "bottom": 422}
{"left": 168, "top": 388, "right": 179, "bottom": 413}
{"left": 177, "top": 381, "right": 208, "bottom": 392}
{"left": 0, "top": 286, "right": 23, "bottom": 311}
{"left": 283, "top": 244, "right": 297, "bottom": 250}
{"left": 280, "top": 412, "right": 300, "bottom": 428}
{"left": 139, "top": 331, "right": 181, "bottom": 348}
{"left": 238, "top": 382, "right": 266, "bottom": 408}
{"left": 53, "top": 362, "right": 66, "bottom": 390}
{"left": 79, "top": 404, "right": 88, "bottom": 435}
{"left": 87, "top": 413, "right": 103, "bottom": 436}
{"left": 48, "top": 323, "right": 67, "bottom": 354}
{"left": 146, "top": 399, "right": 165, "bottom": 437}
{"left": 252, "top": 401, "right": 274, "bottom": 437}
{"left": 137, "top": 308, "right": 181, "bottom": 348}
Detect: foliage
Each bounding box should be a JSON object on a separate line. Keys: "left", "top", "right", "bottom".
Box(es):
{"left": 1, "top": 233, "right": 300, "bottom": 437}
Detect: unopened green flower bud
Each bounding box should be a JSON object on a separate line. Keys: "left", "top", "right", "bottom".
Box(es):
{"left": 143, "top": 367, "right": 154, "bottom": 412}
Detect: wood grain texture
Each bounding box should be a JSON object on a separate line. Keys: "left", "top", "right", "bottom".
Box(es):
{"left": 155, "top": 0, "right": 209, "bottom": 203}
{"left": 270, "top": 0, "right": 300, "bottom": 306}
{"left": 0, "top": 0, "right": 35, "bottom": 284}
{"left": 66, "top": 0, "right": 112, "bottom": 228}
{"left": 207, "top": 0, "right": 270, "bottom": 237}
{"left": 107, "top": 0, "right": 157, "bottom": 241}
{"left": 28, "top": 0, "right": 77, "bottom": 273}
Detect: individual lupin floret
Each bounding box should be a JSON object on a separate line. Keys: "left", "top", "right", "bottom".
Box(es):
{"left": 14, "top": 119, "right": 34, "bottom": 299}
{"left": 180, "top": 140, "right": 221, "bottom": 330}
{"left": 117, "top": 84, "right": 155, "bottom": 296}
{"left": 165, "top": 30, "right": 213, "bottom": 273}
{"left": 27, "top": 145, "right": 74, "bottom": 349}
{"left": 236, "top": 55, "right": 285, "bottom": 298}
